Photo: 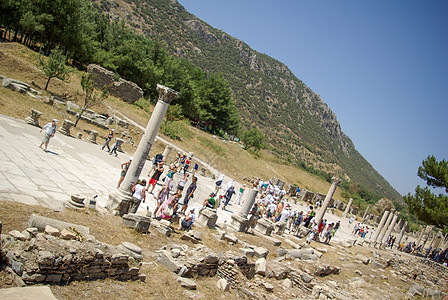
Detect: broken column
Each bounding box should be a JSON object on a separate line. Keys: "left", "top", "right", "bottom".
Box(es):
{"left": 25, "top": 109, "right": 42, "bottom": 126}
{"left": 371, "top": 210, "right": 390, "bottom": 243}
{"left": 230, "top": 189, "right": 258, "bottom": 232}
{"left": 362, "top": 205, "right": 370, "bottom": 221}
{"left": 58, "top": 119, "right": 75, "bottom": 136}
{"left": 343, "top": 198, "right": 353, "bottom": 217}
{"left": 162, "top": 145, "right": 172, "bottom": 162}
{"left": 87, "top": 130, "right": 98, "bottom": 143}
{"left": 106, "top": 84, "right": 178, "bottom": 216}
{"left": 314, "top": 177, "right": 341, "bottom": 226}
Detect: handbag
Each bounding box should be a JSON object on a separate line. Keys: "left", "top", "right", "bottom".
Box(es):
{"left": 164, "top": 205, "right": 174, "bottom": 217}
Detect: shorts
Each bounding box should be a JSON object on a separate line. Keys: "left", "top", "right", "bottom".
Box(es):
{"left": 181, "top": 219, "right": 193, "bottom": 229}
{"left": 120, "top": 171, "right": 127, "bottom": 177}
{"left": 148, "top": 178, "right": 158, "bottom": 186}
{"left": 183, "top": 196, "right": 191, "bottom": 205}
{"left": 177, "top": 185, "right": 184, "bottom": 191}
{"left": 42, "top": 133, "right": 51, "bottom": 143}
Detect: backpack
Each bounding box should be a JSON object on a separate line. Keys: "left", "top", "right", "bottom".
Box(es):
{"left": 216, "top": 179, "right": 223, "bottom": 186}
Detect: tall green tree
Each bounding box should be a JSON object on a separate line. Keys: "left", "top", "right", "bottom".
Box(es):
{"left": 404, "top": 155, "right": 448, "bottom": 228}
{"left": 38, "top": 48, "right": 71, "bottom": 90}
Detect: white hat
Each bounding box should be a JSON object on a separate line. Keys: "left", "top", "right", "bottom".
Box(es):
{"left": 111, "top": 129, "right": 115, "bottom": 131}
{"left": 129, "top": 156, "right": 133, "bottom": 160}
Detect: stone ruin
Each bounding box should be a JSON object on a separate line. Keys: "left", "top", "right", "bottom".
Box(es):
{"left": 87, "top": 64, "right": 143, "bottom": 104}
{"left": 1, "top": 221, "right": 146, "bottom": 286}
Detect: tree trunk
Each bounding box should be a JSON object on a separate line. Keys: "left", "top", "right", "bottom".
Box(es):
{"left": 45, "top": 77, "right": 52, "bottom": 91}
{"left": 74, "top": 108, "right": 86, "bottom": 127}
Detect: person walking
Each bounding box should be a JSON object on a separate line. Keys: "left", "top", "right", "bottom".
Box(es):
{"left": 129, "top": 179, "right": 146, "bottom": 214}
{"left": 109, "top": 139, "right": 120, "bottom": 157}
{"left": 117, "top": 157, "right": 132, "bottom": 188}
{"left": 180, "top": 176, "right": 197, "bottom": 214}
{"left": 147, "top": 161, "right": 164, "bottom": 194}
{"left": 102, "top": 129, "right": 114, "bottom": 151}
{"left": 234, "top": 184, "right": 246, "bottom": 205}
{"left": 222, "top": 185, "right": 236, "bottom": 210}
{"left": 39, "top": 119, "right": 57, "bottom": 152}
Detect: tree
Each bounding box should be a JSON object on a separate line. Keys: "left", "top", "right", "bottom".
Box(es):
{"left": 404, "top": 155, "right": 448, "bottom": 228}
{"left": 242, "top": 128, "right": 265, "bottom": 153}
{"left": 74, "top": 73, "right": 108, "bottom": 126}
{"left": 38, "top": 48, "right": 71, "bottom": 90}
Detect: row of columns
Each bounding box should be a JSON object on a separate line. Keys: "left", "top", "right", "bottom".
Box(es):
{"left": 370, "top": 209, "right": 400, "bottom": 246}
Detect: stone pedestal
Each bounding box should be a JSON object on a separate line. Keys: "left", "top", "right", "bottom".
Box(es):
{"left": 255, "top": 218, "right": 275, "bottom": 236}
{"left": 64, "top": 194, "right": 86, "bottom": 211}
{"left": 122, "top": 214, "right": 151, "bottom": 233}
{"left": 107, "top": 84, "right": 178, "bottom": 214}
{"left": 274, "top": 220, "right": 287, "bottom": 235}
{"left": 58, "top": 119, "right": 75, "bottom": 136}
{"left": 230, "top": 213, "right": 249, "bottom": 232}
{"left": 87, "top": 130, "right": 98, "bottom": 143}
{"left": 196, "top": 208, "right": 218, "bottom": 228}
{"left": 25, "top": 109, "right": 42, "bottom": 126}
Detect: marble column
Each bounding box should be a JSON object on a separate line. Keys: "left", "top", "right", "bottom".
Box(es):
{"left": 162, "top": 145, "right": 172, "bottom": 163}
{"left": 371, "top": 210, "right": 389, "bottom": 243}
{"left": 106, "top": 84, "right": 178, "bottom": 215}
{"left": 343, "top": 198, "right": 353, "bottom": 217}
{"left": 25, "top": 109, "right": 42, "bottom": 126}
{"left": 378, "top": 210, "right": 395, "bottom": 243}
{"left": 421, "top": 225, "right": 433, "bottom": 250}
{"left": 383, "top": 213, "right": 399, "bottom": 243}
{"left": 314, "top": 177, "right": 341, "bottom": 226}
{"left": 396, "top": 221, "right": 408, "bottom": 248}
{"left": 362, "top": 205, "right": 370, "bottom": 221}
{"left": 416, "top": 226, "right": 425, "bottom": 247}
{"left": 230, "top": 189, "right": 258, "bottom": 232}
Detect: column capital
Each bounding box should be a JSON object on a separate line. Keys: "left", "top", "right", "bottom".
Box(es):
{"left": 331, "top": 177, "right": 342, "bottom": 185}
{"left": 157, "top": 84, "right": 179, "bottom": 104}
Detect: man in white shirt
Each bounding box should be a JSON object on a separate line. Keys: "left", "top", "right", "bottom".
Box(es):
{"left": 39, "top": 119, "right": 57, "bottom": 152}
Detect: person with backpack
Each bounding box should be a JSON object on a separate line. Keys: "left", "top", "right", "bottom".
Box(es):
{"left": 147, "top": 161, "right": 164, "bottom": 194}
{"left": 222, "top": 186, "right": 236, "bottom": 210}
{"left": 214, "top": 175, "right": 224, "bottom": 195}
{"left": 102, "top": 129, "right": 114, "bottom": 151}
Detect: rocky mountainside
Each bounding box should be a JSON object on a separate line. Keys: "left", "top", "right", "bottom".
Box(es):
{"left": 93, "top": 0, "right": 403, "bottom": 204}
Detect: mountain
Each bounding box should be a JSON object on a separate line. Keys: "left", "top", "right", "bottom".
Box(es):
{"left": 94, "top": 0, "right": 403, "bottom": 204}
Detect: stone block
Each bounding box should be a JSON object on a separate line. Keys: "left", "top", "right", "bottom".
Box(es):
{"left": 158, "top": 250, "right": 184, "bottom": 273}
{"left": 9, "top": 230, "right": 26, "bottom": 241}
{"left": 216, "top": 278, "right": 230, "bottom": 292}
{"left": 254, "top": 247, "right": 269, "bottom": 258}
{"left": 44, "top": 225, "right": 60, "bottom": 237}
{"left": 255, "top": 218, "right": 274, "bottom": 236}
{"left": 177, "top": 277, "right": 197, "bottom": 290}
{"left": 122, "top": 214, "right": 151, "bottom": 233}
{"left": 196, "top": 208, "right": 218, "bottom": 228}
{"left": 255, "top": 257, "right": 267, "bottom": 276}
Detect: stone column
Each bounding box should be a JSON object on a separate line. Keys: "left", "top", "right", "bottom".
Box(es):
{"left": 378, "top": 210, "right": 395, "bottom": 243}
{"left": 314, "top": 177, "right": 341, "bottom": 226}
{"left": 371, "top": 210, "right": 390, "bottom": 243}
{"left": 162, "top": 145, "right": 172, "bottom": 163}
{"left": 230, "top": 189, "right": 258, "bottom": 232}
{"left": 87, "top": 130, "right": 98, "bottom": 143}
{"left": 396, "top": 221, "right": 408, "bottom": 248}
{"left": 421, "top": 225, "right": 433, "bottom": 250}
{"left": 106, "top": 84, "right": 178, "bottom": 215}
{"left": 416, "top": 226, "right": 425, "bottom": 246}
{"left": 343, "top": 198, "right": 353, "bottom": 217}
{"left": 25, "top": 109, "right": 42, "bottom": 126}
{"left": 362, "top": 204, "right": 370, "bottom": 221}
{"left": 383, "top": 213, "right": 399, "bottom": 244}
{"left": 58, "top": 119, "right": 75, "bottom": 136}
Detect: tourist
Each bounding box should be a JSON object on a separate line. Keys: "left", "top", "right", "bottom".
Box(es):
{"left": 266, "top": 201, "right": 277, "bottom": 220}
{"left": 129, "top": 179, "right": 146, "bottom": 214}
{"left": 349, "top": 216, "right": 355, "bottom": 225}
{"left": 303, "top": 206, "right": 315, "bottom": 228}
{"left": 293, "top": 211, "right": 304, "bottom": 236}
{"left": 234, "top": 184, "right": 246, "bottom": 205}
{"left": 39, "top": 119, "right": 57, "bottom": 152}
{"left": 334, "top": 220, "right": 341, "bottom": 232}
{"left": 248, "top": 203, "right": 260, "bottom": 234}
{"left": 117, "top": 157, "right": 132, "bottom": 188}
{"left": 176, "top": 173, "right": 189, "bottom": 195}
{"left": 147, "top": 161, "right": 164, "bottom": 194}
{"left": 162, "top": 164, "right": 177, "bottom": 189}
{"left": 109, "top": 139, "right": 120, "bottom": 157}
{"left": 179, "top": 153, "right": 187, "bottom": 172}
{"left": 153, "top": 180, "right": 173, "bottom": 216}
{"left": 183, "top": 156, "right": 191, "bottom": 174}
{"left": 202, "top": 193, "right": 217, "bottom": 209}
{"left": 178, "top": 208, "right": 196, "bottom": 231}
{"left": 102, "top": 129, "right": 114, "bottom": 151}
{"left": 180, "top": 176, "right": 197, "bottom": 214}
{"left": 222, "top": 185, "right": 236, "bottom": 210}
{"left": 306, "top": 222, "right": 318, "bottom": 244}
{"left": 214, "top": 175, "right": 224, "bottom": 195}
{"left": 160, "top": 192, "right": 181, "bottom": 220}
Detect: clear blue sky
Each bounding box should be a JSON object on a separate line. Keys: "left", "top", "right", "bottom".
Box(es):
{"left": 178, "top": 0, "right": 448, "bottom": 196}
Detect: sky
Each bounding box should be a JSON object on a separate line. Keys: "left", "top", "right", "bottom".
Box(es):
{"left": 177, "top": 0, "right": 448, "bottom": 196}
